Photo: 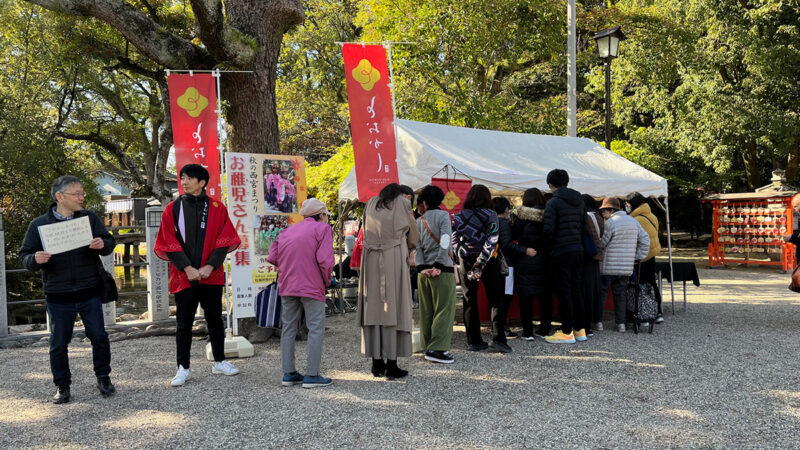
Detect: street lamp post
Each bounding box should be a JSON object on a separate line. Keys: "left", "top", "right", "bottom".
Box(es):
{"left": 593, "top": 27, "right": 627, "bottom": 150}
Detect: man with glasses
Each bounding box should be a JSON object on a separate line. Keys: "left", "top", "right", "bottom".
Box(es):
{"left": 20, "top": 175, "right": 117, "bottom": 404}
{"left": 267, "top": 198, "right": 335, "bottom": 388}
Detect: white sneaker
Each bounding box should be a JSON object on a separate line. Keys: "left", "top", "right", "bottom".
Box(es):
{"left": 211, "top": 360, "right": 240, "bottom": 376}
{"left": 170, "top": 365, "right": 191, "bottom": 387}
{"left": 615, "top": 324, "right": 626, "bottom": 333}
{"left": 655, "top": 315, "right": 664, "bottom": 324}
{"left": 593, "top": 322, "right": 604, "bottom": 331}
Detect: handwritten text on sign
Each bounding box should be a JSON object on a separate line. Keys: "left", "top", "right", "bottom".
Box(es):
{"left": 38, "top": 216, "right": 93, "bottom": 254}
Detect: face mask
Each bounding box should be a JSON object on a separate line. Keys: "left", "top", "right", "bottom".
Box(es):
{"left": 625, "top": 205, "right": 631, "bottom": 213}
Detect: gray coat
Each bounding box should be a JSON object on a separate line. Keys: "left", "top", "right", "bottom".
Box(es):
{"left": 599, "top": 211, "right": 650, "bottom": 276}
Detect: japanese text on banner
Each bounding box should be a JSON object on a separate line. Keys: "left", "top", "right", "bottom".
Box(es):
{"left": 342, "top": 44, "right": 399, "bottom": 202}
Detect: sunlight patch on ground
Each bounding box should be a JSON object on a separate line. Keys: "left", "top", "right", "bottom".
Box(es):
{"left": 659, "top": 409, "right": 702, "bottom": 420}
{"left": 0, "top": 398, "right": 57, "bottom": 423}
{"left": 102, "top": 410, "right": 197, "bottom": 430}
{"left": 568, "top": 349, "right": 614, "bottom": 355}
{"left": 21, "top": 372, "right": 51, "bottom": 381}
{"left": 766, "top": 389, "right": 800, "bottom": 400}
{"left": 309, "top": 390, "right": 414, "bottom": 407}
{"left": 527, "top": 355, "right": 665, "bottom": 368}
{"left": 328, "top": 369, "right": 381, "bottom": 382}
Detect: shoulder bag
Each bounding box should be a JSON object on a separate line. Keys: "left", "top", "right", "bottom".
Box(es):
{"left": 96, "top": 259, "right": 119, "bottom": 304}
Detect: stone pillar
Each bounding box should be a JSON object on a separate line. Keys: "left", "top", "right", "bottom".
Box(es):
{"left": 100, "top": 254, "right": 116, "bottom": 326}
{"left": 145, "top": 207, "right": 170, "bottom": 322}
{"left": 0, "top": 208, "right": 7, "bottom": 337}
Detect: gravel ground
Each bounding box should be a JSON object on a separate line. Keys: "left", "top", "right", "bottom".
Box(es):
{"left": 2, "top": 265, "right": 800, "bottom": 449}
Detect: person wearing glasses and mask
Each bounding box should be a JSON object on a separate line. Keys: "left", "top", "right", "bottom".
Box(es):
{"left": 20, "top": 175, "right": 117, "bottom": 404}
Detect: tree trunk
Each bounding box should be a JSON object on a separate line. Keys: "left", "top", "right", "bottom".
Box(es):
{"left": 223, "top": 0, "right": 304, "bottom": 154}
{"left": 785, "top": 139, "right": 800, "bottom": 185}
{"left": 742, "top": 140, "right": 761, "bottom": 190}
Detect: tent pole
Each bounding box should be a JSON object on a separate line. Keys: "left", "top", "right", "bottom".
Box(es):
{"left": 338, "top": 201, "right": 344, "bottom": 313}
{"left": 664, "top": 195, "right": 677, "bottom": 313}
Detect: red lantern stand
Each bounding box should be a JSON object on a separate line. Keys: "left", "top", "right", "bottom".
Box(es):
{"left": 706, "top": 196, "right": 796, "bottom": 271}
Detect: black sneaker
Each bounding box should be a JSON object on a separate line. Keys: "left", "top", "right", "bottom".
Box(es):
{"left": 97, "top": 376, "right": 116, "bottom": 397}
{"left": 53, "top": 386, "right": 71, "bottom": 404}
{"left": 424, "top": 350, "right": 455, "bottom": 364}
{"left": 505, "top": 328, "right": 518, "bottom": 338}
{"left": 489, "top": 340, "right": 513, "bottom": 353}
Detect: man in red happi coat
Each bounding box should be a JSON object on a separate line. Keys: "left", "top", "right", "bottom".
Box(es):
{"left": 154, "top": 164, "right": 241, "bottom": 386}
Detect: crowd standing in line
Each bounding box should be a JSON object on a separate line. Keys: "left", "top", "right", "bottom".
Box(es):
{"left": 23, "top": 168, "right": 665, "bottom": 401}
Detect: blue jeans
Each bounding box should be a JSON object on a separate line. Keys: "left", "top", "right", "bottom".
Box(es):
{"left": 46, "top": 297, "right": 111, "bottom": 387}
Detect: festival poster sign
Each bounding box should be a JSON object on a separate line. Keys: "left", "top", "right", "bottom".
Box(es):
{"left": 431, "top": 177, "right": 472, "bottom": 221}
{"left": 342, "top": 44, "right": 399, "bottom": 202}
{"left": 225, "top": 153, "right": 306, "bottom": 318}
{"left": 167, "top": 73, "right": 222, "bottom": 198}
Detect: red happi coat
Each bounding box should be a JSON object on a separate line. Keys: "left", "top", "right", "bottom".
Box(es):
{"left": 154, "top": 198, "right": 241, "bottom": 293}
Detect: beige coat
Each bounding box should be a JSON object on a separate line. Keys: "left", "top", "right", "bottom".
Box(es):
{"left": 357, "top": 195, "right": 419, "bottom": 332}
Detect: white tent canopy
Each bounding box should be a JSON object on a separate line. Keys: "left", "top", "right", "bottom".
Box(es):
{"left": 338, "top": 119, "right": 667, "bottom": 200}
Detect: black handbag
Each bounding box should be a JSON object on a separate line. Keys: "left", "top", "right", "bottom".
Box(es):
{"left": 97, "top": 259, "right": 119, "bottom": 304}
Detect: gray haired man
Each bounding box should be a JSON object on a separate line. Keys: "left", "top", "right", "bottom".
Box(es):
{"left": 19, "top": 176, "right": 117, "bottom": 403}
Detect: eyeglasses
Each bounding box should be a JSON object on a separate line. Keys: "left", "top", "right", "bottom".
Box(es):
{"left": 63, "top": 192, "right": 86, "bottom": 198}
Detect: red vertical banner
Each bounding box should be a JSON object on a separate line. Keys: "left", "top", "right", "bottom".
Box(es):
{"left": 167, "top": 74, "right": 222, "bottom": 199}
{"left": 342, "top": 44, "right": 399, "bottom": 202}
{"left": 431, "top": 177, "right": 472, "bottom": 221}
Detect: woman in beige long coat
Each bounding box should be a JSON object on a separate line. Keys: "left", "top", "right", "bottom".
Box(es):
{"left": 357, "top": 183, "right": 419, "bottom": 379}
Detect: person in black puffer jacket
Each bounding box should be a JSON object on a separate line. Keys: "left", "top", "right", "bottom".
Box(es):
{"left": 511, "top": 188, "right": 550, "bottom": 339}
{"left": 19, "top": 175, "right": 117, "bottom": 404}
{"left": 542, "top": 169, "right": 587, "bottom": 343}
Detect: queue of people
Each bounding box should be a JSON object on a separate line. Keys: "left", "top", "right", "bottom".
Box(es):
{"left": 22, "top": 168, "right": 663, "bottom": 402}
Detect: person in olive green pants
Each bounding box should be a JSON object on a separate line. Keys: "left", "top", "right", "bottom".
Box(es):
{"left": 415, "top": 185, "right": 457, "bottom": 364}
{"left": 417, "top": 272, "right": 456, "bottom": 358}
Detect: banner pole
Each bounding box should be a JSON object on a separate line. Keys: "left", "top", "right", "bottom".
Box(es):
{"left": 212, "top": 68, "right": 236, "bottom": 335}
{"left": 385, "top": 41, "right": 400, "bottom": 178}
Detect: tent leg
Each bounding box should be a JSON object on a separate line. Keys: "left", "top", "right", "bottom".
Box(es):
{"left": 338, "top": 201, "right": 344, "bottom": 314}
{"left": 664, "top": 195, "right": 677, "bottom": 314}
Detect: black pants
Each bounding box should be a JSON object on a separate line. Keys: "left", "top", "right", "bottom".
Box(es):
{"left": 46, "top": 296, "right": 111, "bottom": 387}
{"left": 583, "top": 259, "right": 604, "bottom": 329}
{"left": 518, "top": 288, "right": 550, "bottom": 336}
{"left": 608, "top": 275, "right": 630, "bottom": 324}
{"left": 463, "top": 257, "right": 506, "bottom": 345}
{"left": 175, "top": 284, "right": 225, "bottom": 368}
{"left": 548, "top": 251, "right": 584, "bottom": 334}
{"left": 638, "top": 257, "right": 663, "bottom": 315}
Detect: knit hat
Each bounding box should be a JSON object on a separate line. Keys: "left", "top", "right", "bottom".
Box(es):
{"left": 599, "top": 197, "right": 621, "bottom": 211}
{"left": 299, "top": 198, "right": 329, "bottom": 217}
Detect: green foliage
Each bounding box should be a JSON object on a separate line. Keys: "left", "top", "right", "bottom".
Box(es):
{"left": 277, "top": 0, "right": 363, "bottom": 162}
{"left": 360, "top": 0, "right": 568, "bottom": 134}
{"left": 306, "top": 143, "right": 354, "bottom": 212}
{"left": 591, "top": 0, "right": 800, "bottom": 191}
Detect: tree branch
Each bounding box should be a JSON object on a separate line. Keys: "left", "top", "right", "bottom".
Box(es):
{"left": 56, "top": 128, "right": 145, "bottom": 185}
{"left": 189, "top": 0, "right": 235, "bottom": 61}
{"left": 24, "top": 0, "right": 217, "bottom": 69}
